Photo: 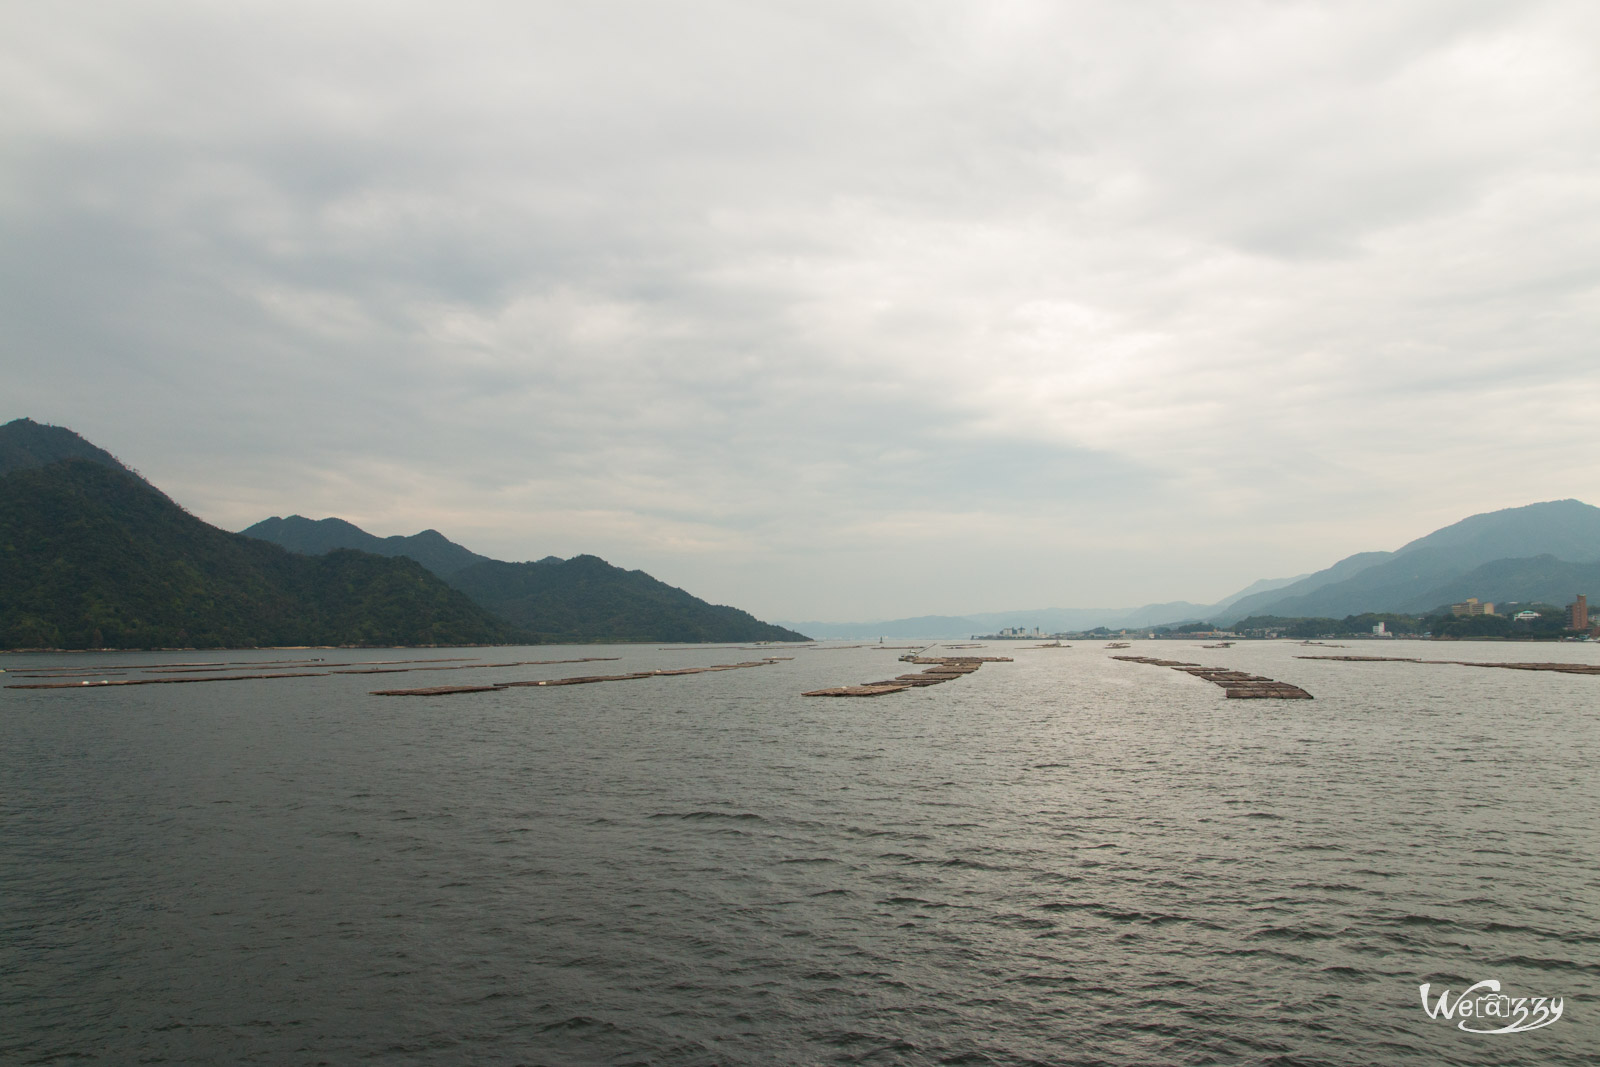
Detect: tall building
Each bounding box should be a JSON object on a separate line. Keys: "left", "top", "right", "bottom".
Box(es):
{"left": 1569, "top": 594, "right": 1588, "bottom": 631}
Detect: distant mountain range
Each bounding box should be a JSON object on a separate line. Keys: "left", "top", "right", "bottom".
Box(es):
{"left": 243, "top": 515, "right": 809, "bottom": 645}
{"left": 0, "top": 418, "right": 808, "bottom": 649}
{"left": 783, "top": 500, "right": 1600, "bottom": 636}
{"left": 782, "top": 575, "right": 1313, "bottom": 638}
{"left": 10, "top": 417, "right": 1593, "bottom": 647}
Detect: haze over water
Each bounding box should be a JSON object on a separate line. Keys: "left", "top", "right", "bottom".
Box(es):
{"left": 3, "top": 641, "right": 1597, "bottom": 1065}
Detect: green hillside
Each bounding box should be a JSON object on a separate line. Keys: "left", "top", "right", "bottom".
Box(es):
{"left": 244, "top": 514, "right": 811, "bottom": 643}
{"left": 1408, "top": 555, "right": 1600, "bottom": 614}
{"left": 446, "top": 555, "right": 810, "bottom": 643}
{"left": 0, "top": 417, "right": 143, "bottom": 480}
{"left": 1216, "top": 500, "right": 1600, "bottom": 623}
{"left": 241, "top": 515, "right": 493, "bottom": 576}
{"left": 0, "top": 460, "right": 518, "bottom": 649}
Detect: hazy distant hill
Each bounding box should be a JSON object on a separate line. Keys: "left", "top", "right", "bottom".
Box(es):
{"left": 782, "top": 616, "right": 984, "bottom": 640}
{"left": 242, "top": 515, "right": 493, "bottom": 576}
{"left": 784, "top": 501, "right": 1600, "bottom": 636}
{"left": 1215, "top": 500, "right": 1600, "bottom": 622}
{"left": 0, "top": 417, "right": 144, "bottom": 481}
{"left": 1213, "top": 551, "right": 1395, "bottom": 622}
{"left": 785, "top": 594, "right": 1274, "bottom": 638}
{"left": 245, "top": 515, "right": 809, "bottom": 643}
{"left": 1397, "top": 499, "right": 1600, "bottom": 561}
{"left": 1211, "top": 572, "right": 1313, "bottom": 610}
{"left": 784, "top": 600, "right": 1255, "bottom": 639}
{"left": 0, "top": 460, "right": 518, "bottom": 649}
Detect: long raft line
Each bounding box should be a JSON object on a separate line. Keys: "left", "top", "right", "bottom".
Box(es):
{"left": 9, "top": 671, "right": 338, "bottom": 688}
{"left": 7, "top": 657, "right": 622, "bottom": 689}
{"left": 5, "top": 657, "right": 474, "bottom": 678}
{"left": 1112, "top": 655, "right": 1313, "bottom": 699}
{"left": 371, "top": 657, "right": 791, "bottom": 696}
{"left": 802, "top": 654, "right": 1013, "bottom": 698}
{"left": 1298, "top": 654, "right": 1600, "bottom": 675}
{"left": 6, "top": 656, "right": 474, "bottom": 680}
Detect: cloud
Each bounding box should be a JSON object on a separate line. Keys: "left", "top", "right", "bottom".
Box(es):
{"left": 3, "top": 1, "right": 1598, "bottom": 619}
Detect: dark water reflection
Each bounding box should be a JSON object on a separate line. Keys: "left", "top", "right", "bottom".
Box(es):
{"left": 3, "top": 641, "right": 1597, "bottom": 1064}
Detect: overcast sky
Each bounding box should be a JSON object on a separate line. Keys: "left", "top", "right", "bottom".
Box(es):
{"left": 5, "top": 1, "right": 1598, "bottom": 621}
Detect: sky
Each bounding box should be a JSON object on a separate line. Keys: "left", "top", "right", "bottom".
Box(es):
{"left": 4, "top": 1, "right": 1598, "bottom": 622}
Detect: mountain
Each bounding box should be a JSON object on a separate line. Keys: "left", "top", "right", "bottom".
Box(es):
{"left": 1211, "top": 572, "right": 1312, "bottom": 610}
{"left": 1212, "top": 551, "right": 1395, "bottom": 622}
{"left": 784, "top": 500, "right": 1600, "bottom": 637}
{"left": 1215, "top": 500, "right": 1600, "bottom": 622}
{"left": 784, "top": 598, "right": 1264, "bottom": 639}
{"left": 0, "top": 417, "right": 145, "bottom": 481}
{"left": 1405, "top": 555, "right": 1600, "bottom": 614}
{"left": 241, "top": 515, "right": 493, "bottom": 576}
{"left": 1396, "top": 499, "right": 1600, "bottom": 562}
{"left": 778, "top": 602, "right": 1222, "bottom": 639}
{"left": 0, "top": 459, "right": 518, "bottom": 649}
{"left": 444, "top": 556, "right": 810, "bottom": 643}
{"left": 243, "top": 515, "right": 810, "bottom": 643}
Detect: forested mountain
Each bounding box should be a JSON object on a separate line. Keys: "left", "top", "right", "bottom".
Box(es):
{"left": 1215, "top": 551, "right": 1395, "bottom": 622}
{"left": 0, "top": 418, "right": 805, "bottom": 647}
{"left": 1214, "top": 500, "right": 1600, "bottom": 622}
{"left": 445, "top": 555, "right": 809, "bottom": 643}
{"left": 242, "top": 515, "right": 492, "bottom": 576}
{"left": 1398, "top": 555, "right": 1600, "bottom": 615}
{"left": 792, "top": 500, "right": 1600, "bottom": 636}
{"left": 0, "top": 417, "right": 145, "bottom": 480}
{"left": 245, "top": 517, "right": 810, "bottom": 643}
{"left": 0, "top": 460, "right": 518, "bottom": 649}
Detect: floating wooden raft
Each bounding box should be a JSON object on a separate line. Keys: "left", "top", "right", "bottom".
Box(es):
{"left": 802, "top": 684, "right": 912, "bottom": 697}
{"left": 1111, "top": 655, "right": 1312, "bottom": 700}
{"left": 803, "top": 655, "right": 1011, "bottom": 698}
{"left": 376, "top": 685, "right": 502, "bottom": 696}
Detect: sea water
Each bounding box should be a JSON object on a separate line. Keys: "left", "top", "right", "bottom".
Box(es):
{"left": 2, "top": 641, "right": 1596, "bottom": 1065}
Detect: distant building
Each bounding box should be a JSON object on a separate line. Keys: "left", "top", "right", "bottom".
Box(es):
{"left": 1450, "top": 598, "right": 1495, "bottom": 617}
{"left": 979, "top": 625, "right": 1050, "bottom": 640}
{"left": 1372, "top": 622, "right": 1387, "bottom": 635}
{"left": 1513, "top": 610, "right": 1540, "bottom": 621}
{"left": 1569, "top": 595, "right": 1588, "bottom": 631}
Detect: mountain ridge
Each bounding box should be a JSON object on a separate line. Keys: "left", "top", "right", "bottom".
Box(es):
{"left": 0, "top": 417, "right": 149, "bottom": 484}
{"left": 785, "top": 500, "right": 1600, "bottom": 635}
{"left": 447, "top": 556, "right": 809, "bottom": 644}
{"left": 0, "top": 459, "right": 517, "bottom": 649}
{"left": 2, "top": 417, "right": 807, "bottom": 647}
{"left": 241, "top": 515, "right": 494, "bottom": 577}
{"left": 1213, "top": 500, "right": 1600, "bottom": 622}
{"left": 240, "top": 515, "right": 809, "bottom": 643}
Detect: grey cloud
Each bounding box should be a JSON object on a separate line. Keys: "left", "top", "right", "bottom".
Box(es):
{"left": 4, "top": 1, "right": 1599, "bottom": 619}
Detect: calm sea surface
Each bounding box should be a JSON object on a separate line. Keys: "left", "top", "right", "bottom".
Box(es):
{"left": 2, "top": 640, "right": 1596, "bottom": 1065}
